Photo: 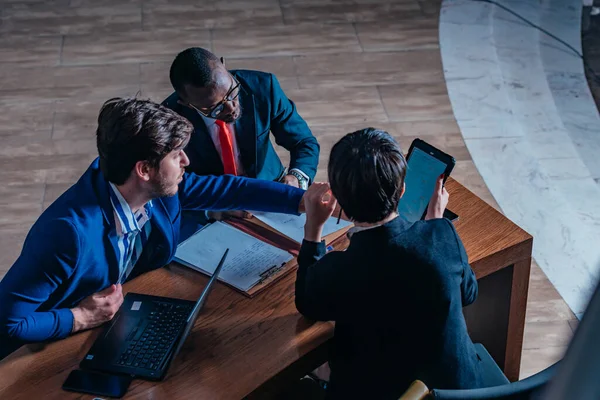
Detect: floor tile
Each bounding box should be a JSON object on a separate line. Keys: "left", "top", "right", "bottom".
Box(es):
{"left": 356, "top": 19, "right": 439, "bottom": 51}
{"left": 213, "top": 24, "right": 361, "bottom": 58}
{"left": 378, "top": 82, "right": 454, "bottom": 121}
{"left": 140, "top": 62, "right": 171, "bottom": 86}
{"left": 520, "top": 346, "right": 566, "bottom": 379}
{"left": 62, "top": 29, "right": 210, "bottom": 65}
{"left": 142, "top": 4, "right": 283, "bottom": 30}
{"left": 0, "top": 101, "right": 55, "bottom": 138}
{"left": 143, "top": 0, "right": 279, "bottom": 9}
{"left": 281, "top": 2, "right": 423, "bottom": 24}
{"left": 0, "top": 154, "right": 94, "bottom": 174}
{"left": 0, "top": 136, "right": 55, "bottom": 157}
{"left": 418, "top": 0, "right": 441, "bottom": 16}
{"left": 523, "top": 320, "right": 573, "bottom": 350}
{"left": 285, "top": 86, "right": 387, "bottom": 126}
{"left": 0, "top": 64, "right": 140, "bottom": 101}
{"left": 0, "top": 184, "right": 45, "bottom": 205}
{"left": 224, "top": 56, "right": 297, "bottom": 80}
{"left": 52, "top": 99, "right": 120, "bottom": 140}
{"left": 0, "top": 203, "right": 43, "bottom": 230}
{"left": 294, "top": 50, "right": 443, "bottom": 88}
{"left": 0, "top": 35, "right": 62, "bottom": 67}
{"left": 0, "top": 3, "right": 142, "bottom": 35}
{"left": 139, "top": 83, "right": 174, "bottom": 104}
{"left": 526, "top": 299, "right": 577, "bottom": 323}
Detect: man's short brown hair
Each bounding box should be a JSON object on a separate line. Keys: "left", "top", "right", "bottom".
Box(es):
{"left": 96, "top": 97, "right": 193, "bottom": 184}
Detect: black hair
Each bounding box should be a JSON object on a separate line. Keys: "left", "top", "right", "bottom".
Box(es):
{"left": 169, "top": 47, "right": 221, "bottom": 95}
{"left": 328, "top": 128, "right": 407, "bottom": 223}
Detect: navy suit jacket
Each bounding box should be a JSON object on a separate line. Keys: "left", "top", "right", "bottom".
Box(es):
{"left": 296, "top": 216, "right": 484, "bottom": 399}
{"left": 0, "top": 159, "right": 304, "bottom": 357}
{"left": 163, "top": 69, "right": 320, "bottom": 181}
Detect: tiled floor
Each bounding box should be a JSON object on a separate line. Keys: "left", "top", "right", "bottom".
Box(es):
{"left": 0, "top": 0, "right": 573, "bottom": 382}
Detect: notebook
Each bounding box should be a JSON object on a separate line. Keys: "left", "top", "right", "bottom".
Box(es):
{"left": 251, "top": 212, "right": 353, "bottom": 244}
{"left": 174, "top": 221, "right": 293, "bottom": 293}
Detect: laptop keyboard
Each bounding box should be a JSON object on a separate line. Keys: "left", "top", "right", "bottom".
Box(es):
{"left": 116, "top": 301, "right": 192, "bottom": 371}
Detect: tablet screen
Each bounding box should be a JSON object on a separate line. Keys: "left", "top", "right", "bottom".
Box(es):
{"left": 398, "top": 147, "right": 448, "bottom": 223}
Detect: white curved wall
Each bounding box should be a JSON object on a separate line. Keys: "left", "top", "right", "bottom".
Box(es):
{"left": 440, "top": 0, "right": 600, "bottom": 317}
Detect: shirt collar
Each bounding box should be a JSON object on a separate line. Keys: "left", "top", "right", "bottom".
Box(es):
{"left": 347, "top": 222, "right": 386, "bottom": 240}
{"left": 200, "top": 113, "right": 218, "bottom": 128}
{"left": 347, "top": 215, "right": 411, "bottom": 240}
{"left": 108, "top": 182, "right": 153, "bottom": 235}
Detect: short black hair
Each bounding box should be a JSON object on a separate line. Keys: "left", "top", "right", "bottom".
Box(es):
{"left": 96, "top": 97, "right": 193, "bottom": 185}
{"left": 169, "top": 47, "right": 221, "bottom": 95}
{"left": 328, "top": 128, "right": 407, "bottom": 223}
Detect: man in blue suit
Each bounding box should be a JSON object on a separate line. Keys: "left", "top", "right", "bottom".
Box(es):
{"left": 162, "top": 47, "right": 319, "bottom": 190}
{"left": 0, "top": 98, "right": 310, "bottom": 359}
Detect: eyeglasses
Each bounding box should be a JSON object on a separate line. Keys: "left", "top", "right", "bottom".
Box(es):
{"left": 180, "top": 76, "right": 241, "bottom": 119}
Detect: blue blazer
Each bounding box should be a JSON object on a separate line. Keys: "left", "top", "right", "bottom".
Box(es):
{"left": 0, "top": 159, "right": 304, "bottom": 356}
{"left": 163, "top": 69, "right": 320, "bottom": 182}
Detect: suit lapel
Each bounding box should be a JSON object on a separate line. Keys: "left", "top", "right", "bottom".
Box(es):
{"left": 234, "top": 88, "right": 258, "bottom": 177}
{"left": 91, "top": 166, "right": 124, "bottom": 283}
{"left": 126, "top": 199, "right": 175, "bottom": 280}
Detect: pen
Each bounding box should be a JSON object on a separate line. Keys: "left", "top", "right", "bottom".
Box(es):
{"left": 336, "top": 208, "right": 342, "bottom": 224}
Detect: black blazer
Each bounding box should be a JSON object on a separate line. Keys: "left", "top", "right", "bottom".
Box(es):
{"left": 295, "top": 216, "right": 484, "bottom": 399}
{"left": 163, "top": 70, "right": 320, "bottom": 182}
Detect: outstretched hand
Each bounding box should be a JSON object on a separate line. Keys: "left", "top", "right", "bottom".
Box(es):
{"left": 303, "top": 183, "right": 337, "bottom": 242}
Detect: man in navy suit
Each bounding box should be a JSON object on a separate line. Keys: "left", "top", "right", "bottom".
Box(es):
{"left": 0, "top": 98, "right": 311, "bottom": 359}
{"left": 162, "top": 47, "right": 319, "bottom": 190}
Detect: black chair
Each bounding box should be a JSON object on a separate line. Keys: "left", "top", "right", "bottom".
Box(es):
{"left": 399, "top": 343, "right": 558, "bottom": 400}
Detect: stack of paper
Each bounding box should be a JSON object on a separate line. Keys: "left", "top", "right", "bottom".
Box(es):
{"left": 174, "top": 222, "right": 293, "bottom": 292}
{"left": 251, "top": 212, "right": 353, "bottom": 244}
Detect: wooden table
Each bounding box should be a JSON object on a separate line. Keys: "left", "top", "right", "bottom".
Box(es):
{"left": 0, "top": 178, "right": 532, "bottom": 399}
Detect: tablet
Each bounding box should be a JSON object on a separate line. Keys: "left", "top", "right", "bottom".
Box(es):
{"left": 398, "top": 139, "right": 455, "bottom": 223}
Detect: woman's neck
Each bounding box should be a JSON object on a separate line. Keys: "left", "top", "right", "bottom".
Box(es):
{"left": 353, "top": 211, "right": 398, "bottom": 228}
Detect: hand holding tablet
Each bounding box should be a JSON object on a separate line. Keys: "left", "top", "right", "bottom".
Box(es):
{"left": 398, "top": 139, "right": 457, "bottom": 223}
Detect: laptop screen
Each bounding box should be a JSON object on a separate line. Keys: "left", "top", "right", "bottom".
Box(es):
{"left": 171, "top": 249, "right": 228, "bottom": 359}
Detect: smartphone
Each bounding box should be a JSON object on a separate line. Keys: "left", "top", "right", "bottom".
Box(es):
{"left": 443, "top": 208, "right": 459, "bottom": 222}
{"left": 62, "top": 369, "right": 132, "bottom": 398}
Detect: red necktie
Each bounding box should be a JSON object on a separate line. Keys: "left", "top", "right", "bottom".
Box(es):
{"left": 215, "top": 120, "right": 237, "bottom": 176}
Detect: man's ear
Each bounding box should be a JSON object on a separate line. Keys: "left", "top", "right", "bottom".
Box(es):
{"left": 399, "top": 182, "right": 406, "bottom": 199}
{"left": 133, "top": 161, "right": 152, "bottom": 182}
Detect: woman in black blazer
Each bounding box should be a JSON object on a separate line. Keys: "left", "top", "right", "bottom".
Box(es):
{"left": 296, "top": 128, "right": 484, "bottom": 400}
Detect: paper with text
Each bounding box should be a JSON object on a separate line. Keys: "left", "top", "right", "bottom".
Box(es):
{"left": 252, "top": 212, "right": 353, "bottom": 244}
{"left": 175, "top": 222, "right": 293, "bottom": 292}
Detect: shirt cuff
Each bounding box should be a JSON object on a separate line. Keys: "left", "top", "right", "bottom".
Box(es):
{"left": 289, "top": 168, "right": 309, "bottom": 181}
{"left": 300, "top": 239, "right": 327, "bottom": 258}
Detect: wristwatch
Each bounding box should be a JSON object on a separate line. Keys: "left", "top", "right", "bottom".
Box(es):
{"left": 288, "top": 169, "right": 309, "bottom": 190}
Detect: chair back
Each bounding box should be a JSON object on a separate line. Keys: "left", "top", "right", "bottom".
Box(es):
{"left": 429, "top": 363, "right": 558, "bottom": 400}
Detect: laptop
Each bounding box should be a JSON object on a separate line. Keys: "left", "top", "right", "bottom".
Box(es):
{"left": 80, "top": 249, "right": 229, "bottom": 381}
